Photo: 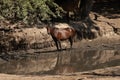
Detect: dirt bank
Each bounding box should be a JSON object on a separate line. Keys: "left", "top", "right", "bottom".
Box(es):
{"left": 0, "top": 13, "right": 120, "bottom": 51}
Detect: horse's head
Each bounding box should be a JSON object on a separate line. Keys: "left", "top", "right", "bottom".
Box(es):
{"left": 46, "top": 26, "right": 51, "bottom": 35}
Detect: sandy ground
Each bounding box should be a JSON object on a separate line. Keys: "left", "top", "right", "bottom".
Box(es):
{"left": 0, "top": 74, "right": 119, "bottom": 80}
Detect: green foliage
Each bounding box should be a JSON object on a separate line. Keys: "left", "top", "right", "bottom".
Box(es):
{"left": 0, "top": 0, "right": 64, "bottom": 24}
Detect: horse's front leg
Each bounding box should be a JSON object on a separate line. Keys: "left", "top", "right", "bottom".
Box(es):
{"left": 52, "top": 38, "right": 59, "bottom": 50}
{"left": 58, "top": 40, "right": 62, "bottom": 51}
{"left": 69, "top": 37, "right": 73, "bottom": 49}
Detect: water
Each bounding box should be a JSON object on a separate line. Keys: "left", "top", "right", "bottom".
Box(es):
{"left": 0, "top": 49, "right": 120, "bottom": 75}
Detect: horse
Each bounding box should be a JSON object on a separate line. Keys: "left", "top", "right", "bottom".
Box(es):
{"left": 46, "top": 26, "right": 76, "bottom": 50}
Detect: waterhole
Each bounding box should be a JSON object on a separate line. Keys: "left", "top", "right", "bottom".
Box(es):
{"left": 0, "top": 49, "right": 120, "bottom": 75}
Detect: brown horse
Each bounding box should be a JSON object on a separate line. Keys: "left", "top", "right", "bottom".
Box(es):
{"left": 46, "top": 26, "right": 76, "bottom": 50}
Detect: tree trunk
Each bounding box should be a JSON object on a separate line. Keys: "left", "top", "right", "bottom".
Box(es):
{"left": 79, "top": 0, "right": 94, "bottom": 21}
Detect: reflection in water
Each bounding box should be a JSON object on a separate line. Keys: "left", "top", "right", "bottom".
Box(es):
{"left": 0, "top": 50, "right": 120, "bottom": 75}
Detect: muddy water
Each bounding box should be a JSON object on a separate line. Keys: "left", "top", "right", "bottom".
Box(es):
{"left": 0, "top": 49, "right": 120, "bottom": 75}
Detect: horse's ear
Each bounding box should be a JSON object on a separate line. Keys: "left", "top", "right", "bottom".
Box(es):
{"left": 48, "top": 23, "right": 53, "bottom": 27}
{"left": 46, "top": 23, "right": 50, "bottom": 27}
{"left": 45, "top": 23, "right": 53, "bottom": 28}
{"left": 45, "top": 24, "right": 49, "bottom": 28}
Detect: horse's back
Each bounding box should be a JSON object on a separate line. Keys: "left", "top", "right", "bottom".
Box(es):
{"left": 53, "top": 27, "right": 76, "bottom": 40}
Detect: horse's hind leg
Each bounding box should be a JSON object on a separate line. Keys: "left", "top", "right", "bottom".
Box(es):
{"left": 55, "top": 41, "right": 59, "bottom": 50}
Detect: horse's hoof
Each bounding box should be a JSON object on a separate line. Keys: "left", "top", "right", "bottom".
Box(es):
{"left": 57, "top": 49, "right": 62, "bottom": 51}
